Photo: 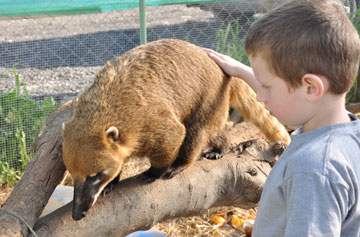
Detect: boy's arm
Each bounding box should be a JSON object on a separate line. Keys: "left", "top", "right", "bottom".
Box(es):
{"left": 203, "top": 49, "right": 260, "bottom": 92}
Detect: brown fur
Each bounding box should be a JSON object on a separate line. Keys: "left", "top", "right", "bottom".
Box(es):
{"left": 62, "top": 39, "right": 289, "bottom": 186}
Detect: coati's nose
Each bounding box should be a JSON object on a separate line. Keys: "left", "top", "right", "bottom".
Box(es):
{"left": 72, "top": 211, "right": 85, "bottom": 221}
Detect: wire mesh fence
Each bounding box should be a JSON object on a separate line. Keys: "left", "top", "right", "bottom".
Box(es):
{"left": 0, "top": 0, "right": 355, "bottom": 182}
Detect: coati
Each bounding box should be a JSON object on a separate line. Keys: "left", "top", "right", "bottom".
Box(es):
{"left": 62, "top": 39, "right": 290, "bottom": 220}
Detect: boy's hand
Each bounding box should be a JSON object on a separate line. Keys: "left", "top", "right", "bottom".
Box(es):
{"left": 203, "top": 48, "right": 242, "bottom": 77}
{"left": 203, "top": 48, "right": 258, "bottom": 92}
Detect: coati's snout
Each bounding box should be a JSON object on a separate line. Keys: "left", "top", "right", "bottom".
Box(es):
{"left": 72, "top": 171, "right": 112, "bottom": 221}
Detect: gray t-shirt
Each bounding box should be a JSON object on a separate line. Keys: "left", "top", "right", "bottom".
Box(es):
{"left": 252, "top": 115, "right": 360, "bottom": 237}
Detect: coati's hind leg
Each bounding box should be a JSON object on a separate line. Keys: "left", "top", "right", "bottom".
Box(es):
{"left": 164, "top": 127, "right": 208, "bottom": 179}
{"left": 202, "top": 129, "right": 230, "bottom": 160}
{"left": 140, "top": 114, "right": 186, "bottom": 183}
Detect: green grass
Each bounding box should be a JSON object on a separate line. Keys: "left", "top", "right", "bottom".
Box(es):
{"left": 0, "top": 67, "right": 61, "bottom": 186}
{"left": 215, "top": 18, "right": 249, "bottom": 65}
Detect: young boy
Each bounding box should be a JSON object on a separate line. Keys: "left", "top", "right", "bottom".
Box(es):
{"left": 206, "top": 0, "right": 360, "bottom": 235}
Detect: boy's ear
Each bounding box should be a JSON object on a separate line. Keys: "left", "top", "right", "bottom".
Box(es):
{"left": 301, "top": 74, "right": 325, "bottom": 102}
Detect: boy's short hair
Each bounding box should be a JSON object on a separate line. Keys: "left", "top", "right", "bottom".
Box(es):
{"left": 245, "top": 0, "right": 360, "bottom": 94}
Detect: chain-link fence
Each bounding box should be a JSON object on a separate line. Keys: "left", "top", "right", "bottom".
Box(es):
{"left": 0, "top": 0, "right": 355, "bottom": 183}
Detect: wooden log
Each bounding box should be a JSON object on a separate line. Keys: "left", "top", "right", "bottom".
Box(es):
{"left": 32, "top": 138, "right": 280, "bottom": 237}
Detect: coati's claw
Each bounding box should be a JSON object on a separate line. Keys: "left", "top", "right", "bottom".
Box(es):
{"left": 101, "top": 184, "right": 113, "bottom": 196}
{"left": 101, "top": 175, "right": 120, "bottom": 196}
{"left": 164, "top": 166, "right": 185, "bottom": 179}
{"left": 137, "top": 170, "right": 160, "bottom": 183}
{"left": 201, "top": 151, "right": 224, "bottom": 160}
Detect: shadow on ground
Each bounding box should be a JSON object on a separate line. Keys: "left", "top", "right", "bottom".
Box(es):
{"left": 0, "top": 17, "right": 252, "bottom": 69}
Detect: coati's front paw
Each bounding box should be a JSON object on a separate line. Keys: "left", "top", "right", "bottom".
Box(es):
{"left": 163, "top": 166, "right": 186, "bottom": 179}
{"left": 137, "top": 170, "right": 161, "bottom": 183}
{"left": 201, "top": 151, "right": 224, "bottom": 160}
{"left": 101, "top": 175, "right": 120, "bottom": 196}
{"left": 102, "top": 182, "right": 115, "bottom": 196}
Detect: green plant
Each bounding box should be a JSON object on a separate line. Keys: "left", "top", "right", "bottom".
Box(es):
{"left": 0, "top": 161, "right": 19, "bottom": 186}
{"left": 0, "top": 67, "right": 61, "bottom": 185}
{"left": 347, "top": 74, "right": 360, "bottom": 103}
{"left": 184, "top": 35, "right": 191, "bottom": 42}
{"left": 215, "top": 19, "right": 249, "bottom": 65}
{"left": 352, "top": 9, "right": 360, "bottom": 32}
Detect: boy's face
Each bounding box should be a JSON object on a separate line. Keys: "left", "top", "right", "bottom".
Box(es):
{"left": 249, "top": 55, "right": 308, "bottom": 127}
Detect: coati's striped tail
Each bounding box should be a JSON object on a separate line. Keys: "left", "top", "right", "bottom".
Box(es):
{"left": 229, "top": 77, "right": 291, "bottom": 144}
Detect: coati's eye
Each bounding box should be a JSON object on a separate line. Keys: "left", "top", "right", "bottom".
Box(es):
{"left": 85, "top": 172, "right": 102, "bottom": 187}
{"left": 86, "top": 170, "right": 111, "bottom": 183}
{"left": 86, "top": 172, "right": 101, "bottom": 180}
{"left": 102, "top": 169, "right": 110, "bottom": 176}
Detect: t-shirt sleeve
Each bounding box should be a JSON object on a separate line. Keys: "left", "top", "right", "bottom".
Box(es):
{"left": 283, "top": 173, "right": 349, "bottom": 236}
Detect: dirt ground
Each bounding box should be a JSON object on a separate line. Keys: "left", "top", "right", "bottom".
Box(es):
{"left": 0, "top": 121, "right": 264, "bottom": 236}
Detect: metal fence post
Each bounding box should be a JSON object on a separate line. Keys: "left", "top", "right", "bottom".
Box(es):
{"left": 139, "top": 0, "right": 147, "bottom": 44}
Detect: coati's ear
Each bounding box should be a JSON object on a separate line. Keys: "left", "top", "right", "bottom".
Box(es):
{"left": 62, "top": 123, "right": 65, "bottom": 131}
{"left": 105, "top": 126, "right": 119, "bottom": 142}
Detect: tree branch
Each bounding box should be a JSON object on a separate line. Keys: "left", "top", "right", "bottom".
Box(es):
{"left": 32, "top": 138, "right": 279, "bottom": 236}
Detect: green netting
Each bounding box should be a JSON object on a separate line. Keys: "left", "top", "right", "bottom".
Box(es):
{"left": 0, "top": 0, "right": 241, "bottom": 16}
{"left": 0, "top": 0, "right": 250, "bottom": 185}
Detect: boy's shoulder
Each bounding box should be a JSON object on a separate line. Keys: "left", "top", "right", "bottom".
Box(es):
{"left": 290, "top": 116, "right": 360, "bottom": 154}
{"left": 280, "top": 119, "right": 360, "bottom": 182}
